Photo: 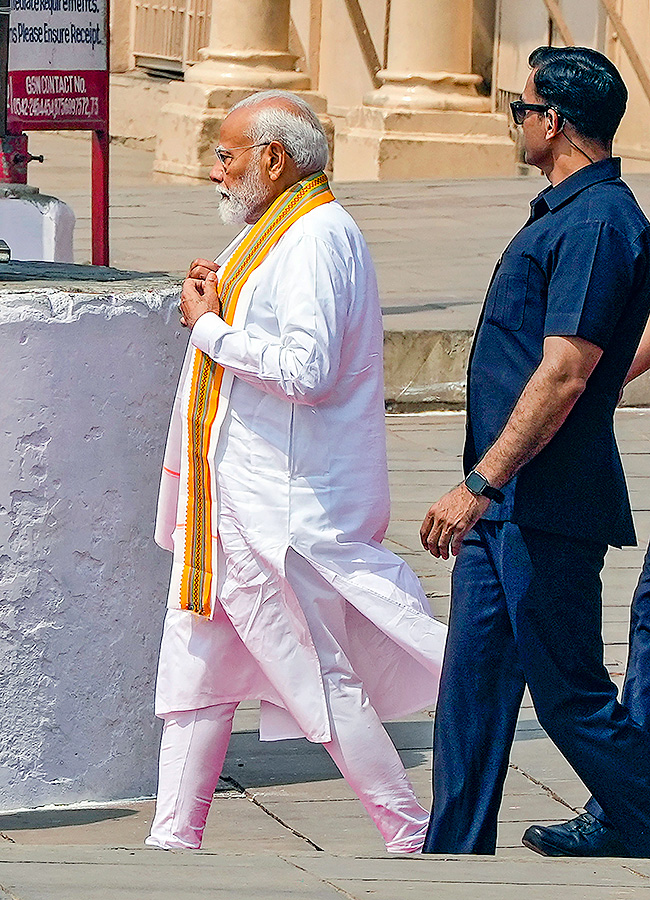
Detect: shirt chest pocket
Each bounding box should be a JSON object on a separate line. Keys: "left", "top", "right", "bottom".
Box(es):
{"left": 484, "top": 255, "right": 531, "bottom": 332}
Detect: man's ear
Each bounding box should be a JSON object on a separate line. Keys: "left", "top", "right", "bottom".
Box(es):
{"left": 266, "top": 141, "right": 288, "bottom": 182}
{"left": 545, "top": 108, "right": 564, "bottom": 139}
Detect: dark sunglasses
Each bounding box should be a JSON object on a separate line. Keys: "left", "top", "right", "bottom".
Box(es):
{"left": 509, "top": 100, "right": 551, "bottom": 125}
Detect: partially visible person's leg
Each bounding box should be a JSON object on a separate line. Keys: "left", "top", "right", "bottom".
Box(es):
{"left": 512, "top": 528, "right": 650, "bottom": 857}
{"left": 587, "top": 539, "right": 650, "bottom": 822}
{"left": 525, "top": 538, "right": 650, "bottom": 856}
{"left": 146, "top": 702, "right": 238, "bottom": 850}
{"left": 284, "top": 549, "right": 429, "bottom": 853}
{"left": 423, "top": 523, "right": 526, "bottom": 855}
{"left": 618, "top": 541, "right": 650, "bottom": 723}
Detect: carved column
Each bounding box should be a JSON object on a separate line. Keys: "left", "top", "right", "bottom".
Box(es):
{"left": 154, "top": 0, "right": 327, "bottom": 180}
{"left": 185, "top": 0, "right": 309, "bottom": 90}
{"left": 366, "top": 0, "right": 487, "bottom": 112}
{"left": 334, "top": 0, "right": 515, "bottom": 181}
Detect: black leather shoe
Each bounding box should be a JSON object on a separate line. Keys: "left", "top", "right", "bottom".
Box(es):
{"left": 522, "top": 812, "right": 634, "bottom": 857}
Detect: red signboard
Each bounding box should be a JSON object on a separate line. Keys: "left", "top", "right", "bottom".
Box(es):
{"left": 9, "top": 70, "right": 108, "bottom": 130}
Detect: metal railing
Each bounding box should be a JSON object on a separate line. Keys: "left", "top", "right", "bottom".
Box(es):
{"left": 131, "top": 0, "right": 387, "bottom": 82}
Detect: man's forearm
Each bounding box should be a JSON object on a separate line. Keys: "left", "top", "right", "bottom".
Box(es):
{"left": 476, "top": 359, "right": 590, "bottom": 490}
{"left": 420, "top": 336, "right": 602, "bottom": 558}
{"left": 417, "top": 363, "right": 576, "bottom": 561}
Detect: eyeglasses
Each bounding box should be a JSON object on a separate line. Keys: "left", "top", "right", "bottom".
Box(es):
{"left": 213, "top": 141, "right": 294, "bottom": 168}
{"left": 509, "top": 100, "right": 551, "bottom": 125}
{"left": 213, "top": 142, "right": 271, "bottom": 167}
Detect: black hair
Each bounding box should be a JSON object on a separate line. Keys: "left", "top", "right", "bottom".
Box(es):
{"left": 528, "top": 46, "right": 627, "bottom": 145}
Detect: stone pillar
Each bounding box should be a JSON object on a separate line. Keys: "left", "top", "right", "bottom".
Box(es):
{"left": 334, "top": 0, "right": 515, "bottom": 181}
{"left": 109, "top": 0, "right": 133, "bottom": 73}
{"left": 185, "top": 0, "right": 309, "bottom": 90}
{"left": 366, "top": 0, "right": 487, "bottom": 112}
{"left": 154, "top": 0, "right": 328, "bottom": 181}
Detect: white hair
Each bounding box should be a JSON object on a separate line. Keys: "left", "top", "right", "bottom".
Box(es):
{"left": 231, "top": 90, "right": 329, "bottom": 176}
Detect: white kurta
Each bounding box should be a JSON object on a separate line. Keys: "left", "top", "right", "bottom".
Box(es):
{"left": 154, "top": 200, "right": 447, "bottom": 742}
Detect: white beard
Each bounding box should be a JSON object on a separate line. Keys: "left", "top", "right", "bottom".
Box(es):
{"left": 216, "top": 157, "right": 272, "bottom": 226}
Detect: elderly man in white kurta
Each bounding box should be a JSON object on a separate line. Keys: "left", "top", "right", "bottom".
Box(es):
{"left": 146, "top": 90, "right": 447, "bottom": 854}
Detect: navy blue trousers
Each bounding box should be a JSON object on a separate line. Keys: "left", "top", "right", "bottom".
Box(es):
{"left": 423, "top": 521, "right": 650, "bottom": 855}
{"left": 586, "top": 538, "right": 650, "bottom": 826}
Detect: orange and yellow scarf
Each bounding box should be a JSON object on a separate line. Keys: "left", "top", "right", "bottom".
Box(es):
{"left": 180, "top": 171, "right": 335, "bottom": 617}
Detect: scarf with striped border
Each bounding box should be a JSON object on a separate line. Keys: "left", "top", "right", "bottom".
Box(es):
{"left": 180, "top": 171, "right": 335, "bottom": 617}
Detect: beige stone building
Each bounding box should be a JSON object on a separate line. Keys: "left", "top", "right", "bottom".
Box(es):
{"left": 108, "top": 0, "right": 650, "bottom": 180}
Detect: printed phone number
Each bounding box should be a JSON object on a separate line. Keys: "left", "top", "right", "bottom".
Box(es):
{"left": 10, "top": 94, "right": 100, "bottom": 117}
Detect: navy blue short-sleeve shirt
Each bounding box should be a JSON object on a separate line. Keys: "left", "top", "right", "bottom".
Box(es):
{"left": 465, "top": 158, "right": 650, "bottom": 547}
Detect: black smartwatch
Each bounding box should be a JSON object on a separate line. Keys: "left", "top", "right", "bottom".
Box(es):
{"left": 464, "top": 470, "right": 504, "bottom": 504}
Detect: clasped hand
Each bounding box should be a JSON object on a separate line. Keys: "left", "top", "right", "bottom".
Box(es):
{"left": 179, "top": 257, "right": 222, "bottom": 329}
{"left": 420, "top": 484, "right": 490, "bottom": 559}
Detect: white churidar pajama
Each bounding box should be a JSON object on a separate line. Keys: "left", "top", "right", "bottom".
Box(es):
{"left": 147, "top": 550, "right": 429, "bottom": 852}
{"left": 149, "top": 200, "right": 447, "bottom": 851}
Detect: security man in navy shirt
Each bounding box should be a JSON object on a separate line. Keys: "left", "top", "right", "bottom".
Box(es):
{"left": 420, "top": 46, "right": 650, "bottom": 857}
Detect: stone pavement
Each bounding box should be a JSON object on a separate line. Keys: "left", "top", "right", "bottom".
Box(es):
{"left": 1, "top": 409, "right": 650, "bottom": 897}
{"left": 2, "top": 136, "right": 650, "bottom": 897}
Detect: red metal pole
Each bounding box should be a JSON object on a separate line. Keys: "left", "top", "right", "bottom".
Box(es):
{"left": 91, "top": 128, "right": 109, "bottom": 267}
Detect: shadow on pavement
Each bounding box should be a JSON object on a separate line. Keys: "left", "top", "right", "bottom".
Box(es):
{"left": 0, "top": 807, "right": 138, "bottom": 831}
{"left": 221, "top": 719, "right": 547, "bottom": 790}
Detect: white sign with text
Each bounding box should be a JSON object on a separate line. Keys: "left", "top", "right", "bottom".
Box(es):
{"left": 8, "top": 0, "right": 108, "bottom": 129}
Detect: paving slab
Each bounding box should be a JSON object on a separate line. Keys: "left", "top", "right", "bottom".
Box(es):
{"left": 283, "top": 854, "right": 650, "bottom": 899}
{"left": 0, "top": 848, "right": 346, "bottom": 900}
{"left": 292, "top": 853, "right": 650, "bottom": 885}
{"left": 2, "top": 847, "right": 650, "bottom": 900}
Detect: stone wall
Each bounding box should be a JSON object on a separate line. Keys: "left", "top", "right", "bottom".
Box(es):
{"left": 383, "top": 329, "right": 473, "bottom": 411}
{"left": 110, "top": 74, "right": 171, "bottom": 151}
{"left": 0, "top": 273, "right": 184, "bottom": 811}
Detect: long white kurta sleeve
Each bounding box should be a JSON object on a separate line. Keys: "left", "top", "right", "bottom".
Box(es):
{"left": 190, "top": 234, "right": 347, "bottom": 404}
